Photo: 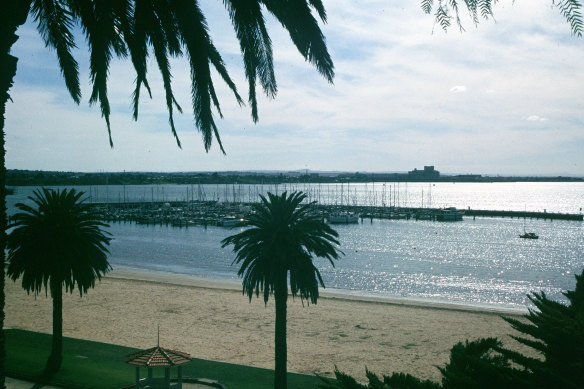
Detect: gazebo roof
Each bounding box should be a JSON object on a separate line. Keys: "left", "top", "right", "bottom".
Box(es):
{"left": 125, "top": 346, "right": 191, "bottom": 367}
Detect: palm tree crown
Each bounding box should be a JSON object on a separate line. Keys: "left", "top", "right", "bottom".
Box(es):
{"left": 222, "top": 191, "right": 342, "bottom": 304}
{"left": 7, "top": 188, "right": 111, "bottom": 297}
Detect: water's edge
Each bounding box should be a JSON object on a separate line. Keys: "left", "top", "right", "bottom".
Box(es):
{"left": 108, "top": 267, "right": 528, "bottom": 316}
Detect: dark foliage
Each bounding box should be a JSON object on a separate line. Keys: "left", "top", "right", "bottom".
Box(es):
{"left": 500, "top": 270, "right": 584, "bottom": 389}
{"left": 440, "top": 271, "right": 584, "bottom": 389}
{"left": 222, "top": 191, "right": 342, "bottom": 389}
{"left": 382, "top": 372, "right": 441, "bottom": 389}
{"left": 317, "top": 367, "right": 440, "bottom": 389}
{"left": 439, "top": 338, "right": 531, "bottom": 389}
{"left": 6, "top": 188, "right": 111, "bottom": 374}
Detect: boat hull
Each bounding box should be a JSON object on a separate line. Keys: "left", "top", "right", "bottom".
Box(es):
{"left": 327, "top": 213, "right": 359, "bottom": 224}
{"left": 436, "top": 207, "right": 464, "bottom": 222}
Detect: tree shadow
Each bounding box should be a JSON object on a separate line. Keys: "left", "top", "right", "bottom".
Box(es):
{"left": 28, "top": 367, "right": 57, "bottom": 389}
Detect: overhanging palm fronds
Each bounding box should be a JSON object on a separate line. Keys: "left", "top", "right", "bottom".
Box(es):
{"left": 31, "top": 0, "right": 81, "bottom": 104}
{"left": 27, "top": 0, "right": 334, "bottom": 151}
{"left": 224, "top": 0, "right": 275, "bottom": 122}
{"left": 422, "top": 0, "right": 584, "bottom": 37}
{"left": 262, "top": 0, "right": 334, "bottom": 83}
{"left": 554, "top": 0, "right": 584, "bottom": 37}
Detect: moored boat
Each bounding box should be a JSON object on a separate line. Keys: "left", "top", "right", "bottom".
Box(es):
{"left": 436, "top": 207, "right": 464, "bottom": 221}
{"left": 327, "top": 212, "right": 359, "bottom": 224}
{"left": 218, "top": 216, "right": 245, "bottom": 227}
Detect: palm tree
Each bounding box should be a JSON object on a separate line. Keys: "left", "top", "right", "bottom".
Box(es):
{"left": 6, "top": 188, "right": 111, "bottom": 374}
{"left": 221, "top": 191, "right": 342, "bottom": 389}
{"left": 0, "top": 2, "right": 334, "bottom": 385}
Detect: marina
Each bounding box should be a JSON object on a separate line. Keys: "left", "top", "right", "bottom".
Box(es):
{"left": 7, "top": 182, "right": 583, "bottom": 216}
{"left": 83, "top": 201, "right": 582, "bottom": 228}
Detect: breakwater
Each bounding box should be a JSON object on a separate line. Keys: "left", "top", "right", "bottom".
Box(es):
{"left": 88, "top": 201, "right": 583, "bottom": 227}
{"left": 464, "top": 209, "right": 583, "bottom": 221}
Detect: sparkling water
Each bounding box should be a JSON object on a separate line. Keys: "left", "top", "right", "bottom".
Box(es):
{"left": 7, "top": 183, "right": 584, "bottom": 311}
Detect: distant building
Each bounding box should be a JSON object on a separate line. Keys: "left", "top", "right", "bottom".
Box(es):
{"left": 408, "top": 166, "right": 440, "bottom": 180}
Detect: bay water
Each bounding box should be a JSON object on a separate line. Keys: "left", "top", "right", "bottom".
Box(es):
{"left": 7, "top": 182, "right": 584, "bottom": 312}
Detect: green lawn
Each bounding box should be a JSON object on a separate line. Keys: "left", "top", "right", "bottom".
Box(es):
{"left": 5, "top": 329, "right": 322, "bottom": 389}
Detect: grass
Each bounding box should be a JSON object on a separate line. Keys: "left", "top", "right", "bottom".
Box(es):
{"left": 5, "top": 329, "right": 322, "bottom": 389}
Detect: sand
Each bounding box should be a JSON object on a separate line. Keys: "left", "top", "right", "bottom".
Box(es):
{"left": 4, "top": 269, "right": 530, "bottom": 383}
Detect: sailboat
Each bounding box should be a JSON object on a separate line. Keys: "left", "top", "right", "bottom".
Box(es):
{"left": 519, "top": 207, "right": 539, "bottom": 239}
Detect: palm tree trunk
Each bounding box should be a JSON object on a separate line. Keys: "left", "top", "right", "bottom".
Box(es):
{"left": 0, "top": 101, "right": 7, "bottom": 389}
{"left": 46, "top": 279, "right": 63, "bottom": 374}
{"left": 274, "top": 270, "right": 288, "bottom": 389}
{"left": 0, "top": 3, "right": 30, "bottom": 387}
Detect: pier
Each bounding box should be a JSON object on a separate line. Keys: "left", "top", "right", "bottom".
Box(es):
{"left": 463, "top": 209, "right": 583, "bottom": 221}
{"left": 87, "top": 201, "right": 583, "bottom": 228}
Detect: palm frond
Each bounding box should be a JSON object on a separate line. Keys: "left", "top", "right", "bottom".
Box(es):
{"left": 207, "top": 41, "right": 245, "bottom": 113}
{"left": 308, "top": 0, "right": 327, "bottom": 22}
{"left": 554, "top": 0, "right": 584, "bottom": 37}
{"left": 223, "top": 0, "right": 273, "bottom": 122}
{"left": 170, "top": 0, "right": 225, "bottom": 152}
{"left": 448, "top": 0, "right": 464, "bottom": 31}
{"left": 69, "top": 0, "right": 129, "bottom": 147}
{"left": 421, "top": 0, "right": 434, "bottom": 14}
{"left": 435, "top": 4, "right": 452, "bottom": 32}
{"left": 124, "top": 0, "right": 153, "bottom": 121}
{"left": 137, "top": 0, "right": 184, "bottom": 147}
{"left": 427, "top": 0, "right": 584, "bottom": 36}
{"left": 479, "top": 0, "right": 494, "bottom": 21}
{"left": 262, "top": 0, "right": 334, "bottom": 83}
{"left": 32, "top": 0, "right": 81, "bottom": 103}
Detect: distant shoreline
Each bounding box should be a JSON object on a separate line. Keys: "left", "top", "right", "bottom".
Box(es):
{"left": 6, "top": 168, "right": 583, "bottom": 186}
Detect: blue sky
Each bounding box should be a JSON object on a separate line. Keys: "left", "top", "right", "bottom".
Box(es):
{"left": 5, "top": 1, "right": 584, "bottom": 175}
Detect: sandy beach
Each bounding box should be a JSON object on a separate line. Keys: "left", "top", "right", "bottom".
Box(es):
{"left": 5, "top": 269, "right": 530, "bottom": 383}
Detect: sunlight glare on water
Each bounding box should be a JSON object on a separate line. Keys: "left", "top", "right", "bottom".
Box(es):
{"left": 106, "top": 216, "right": 583, "bottom": 312}
{"left": 7, "top": 183, "right": 584, "bottom": 312}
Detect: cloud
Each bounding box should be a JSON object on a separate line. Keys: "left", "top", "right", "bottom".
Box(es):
{"left": 449, "top": 86, "right": 467, "bottom": 93}
{"left": 526, "top": 115, "right": 548, "bottom": 122}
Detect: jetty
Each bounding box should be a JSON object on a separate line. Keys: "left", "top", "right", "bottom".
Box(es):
{"left": 87, "top": 201, "right": 583, "bottom": 228}
{"left": 463, "top": 209, "right": 583, "bottom": 221}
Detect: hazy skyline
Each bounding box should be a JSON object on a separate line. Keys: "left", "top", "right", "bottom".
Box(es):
{"left": 5, "top": 1, "right": 584, "bottom": 176}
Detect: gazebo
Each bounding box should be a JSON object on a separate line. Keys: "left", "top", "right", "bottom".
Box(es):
{"left": 125, "top": 343, "right": 191, "bottom": 389}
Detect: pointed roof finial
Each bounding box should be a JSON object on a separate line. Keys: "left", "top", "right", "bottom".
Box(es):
{"left": 157, "top": 324, "right": 160, "bottom": 347}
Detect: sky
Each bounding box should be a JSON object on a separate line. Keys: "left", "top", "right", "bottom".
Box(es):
{"left": 5, "top": 1, "right": 584, "bottom": 176}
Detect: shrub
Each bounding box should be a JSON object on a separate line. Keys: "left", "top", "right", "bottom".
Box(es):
{"left": 317, "top": 367, "right": 440, "bottom": 389}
